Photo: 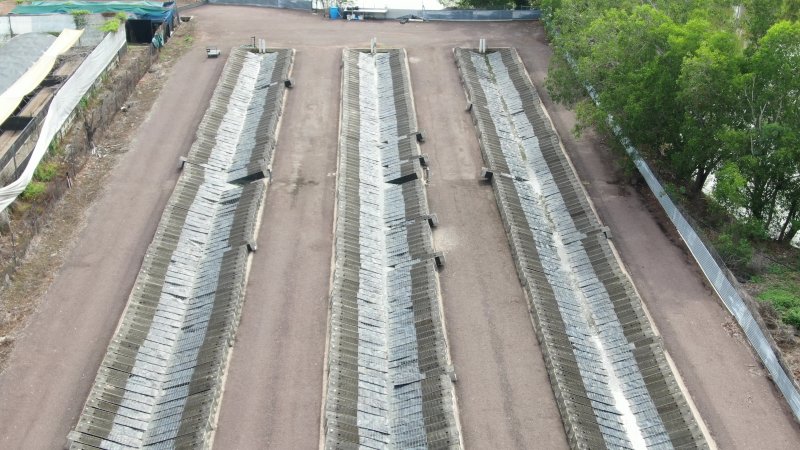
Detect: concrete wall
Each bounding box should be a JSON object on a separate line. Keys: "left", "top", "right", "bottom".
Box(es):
{"left": 0, "top": 14, "right": 109, "bottom": 47}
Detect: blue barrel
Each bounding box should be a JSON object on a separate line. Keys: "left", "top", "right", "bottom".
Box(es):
{"left": 330, "top": 6, "right": 340, "bottom": 19}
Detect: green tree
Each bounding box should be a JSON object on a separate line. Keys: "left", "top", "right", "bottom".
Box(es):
{"left": 543, "top": 0, "right": 800, "bottom": 244}
{"left": 744, "top": 0, "right": 800, "bottom": 42}
{"left": 675, "top": 32, "right": 742, "bottom": 193}
{"left": 732, "top": 22, "right": 800, "bottom": 238}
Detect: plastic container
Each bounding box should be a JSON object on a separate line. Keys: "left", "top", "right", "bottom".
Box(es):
{"left": 329, "top": 6, "right": 340, "bottom": 19}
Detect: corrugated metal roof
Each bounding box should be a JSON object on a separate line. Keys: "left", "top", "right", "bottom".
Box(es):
{"left": 0, "top": 33, "right": 57, "bottom": 95}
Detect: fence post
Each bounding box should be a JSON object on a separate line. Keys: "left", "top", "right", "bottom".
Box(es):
{"left": 9, "top": 221, "right": 17, "bottom": 268}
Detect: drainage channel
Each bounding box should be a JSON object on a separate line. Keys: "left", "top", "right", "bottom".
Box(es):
{"left": 68, "top": 46, "right": 294, "bottom": 450}
{"left": 324, "top": 48, "right": 461, "bottom": 449}
{"left": 455, "top": 47, "right": 708, "bottom": 450}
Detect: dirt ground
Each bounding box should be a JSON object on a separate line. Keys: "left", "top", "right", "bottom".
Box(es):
{"left": 0, "top": 6, "right": 799, "bottom": 450}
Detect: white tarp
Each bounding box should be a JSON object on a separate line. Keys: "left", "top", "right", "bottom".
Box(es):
{"left": 0, "top": 27, "right": 126, "bottom": 212}
{"left": 0, "top": 29, "right": 83, "bottom": 126}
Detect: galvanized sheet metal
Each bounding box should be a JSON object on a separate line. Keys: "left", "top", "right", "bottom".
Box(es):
{"left": 578, "top": 76, "right": 800, "bottom": 423}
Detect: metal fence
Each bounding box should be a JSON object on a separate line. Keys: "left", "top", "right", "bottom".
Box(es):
{"left": 581, "top": 84, "right": 800, "bottom": 421}
{"left": 385, "top": 9, "right": 539, "bottom": 20}
{"left": 208, "top": 0, "right": 312, "bottom": 10}
{"left": 204, "top": 0, "right": 540, "bottom": 20}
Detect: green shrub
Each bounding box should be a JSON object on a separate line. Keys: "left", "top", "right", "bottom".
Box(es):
{"left": 21, "top": 181, "right": 47, "bottom": 201}
{"left": 34, "top": 161, "right": 60, "bottom": 182}
{"left": 750, "top": 274, "right": 765, "bottom": 283}
{"left": 664, "top": 182, "right": 687, "bottom": 201}
{"left": 115, "top": 12, "right": 127, "bottom": 22}
{"left": 729, "top": 218, "right": 770, "bottom": 242}
{"left": 785, "top": 308, "right": 800, "bottom": 329}
{"left": 100, "top": 18, "right": 121, "bottom": 33}
{"left": 759, "top": 286, "right": 800, "bottom": 329}
{"left": 71, "top": 9, "right": 90, "bottom": 28}
{"left": 715, "top": 232, "right": 753, "bottom": 268}
{"left": 767, "top": 263, "right": 790, "bottom": 275}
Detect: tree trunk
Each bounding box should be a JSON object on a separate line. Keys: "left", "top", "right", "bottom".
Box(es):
{"left": 785, "top": 225, "right": 799, "bottom": 244}
{"left": 691, "top": 167, "right": 711, "bottom": 196}
{"left": 778, "top": 199, "right": 798, "bottom": 242}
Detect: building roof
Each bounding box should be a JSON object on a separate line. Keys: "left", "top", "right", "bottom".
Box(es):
{"left": 0, "top": 33, "right": 57, "bottom": 95}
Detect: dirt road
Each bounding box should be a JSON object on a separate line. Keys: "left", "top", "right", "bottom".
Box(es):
{"left": 0, "top": 6, "right": 798, "bottom": 449}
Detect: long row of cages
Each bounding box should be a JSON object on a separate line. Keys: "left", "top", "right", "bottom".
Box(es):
{"left": 67, "top": 46, "right": 294, "bottom": 450}
{"left": 323, "top": 48, "right": 462, "bottom": 449}
{"left": 455, "top": 47, "right": 708, "bottom": 450}
{"left": 59, "top": 37, "right": 717, "bottom": 450}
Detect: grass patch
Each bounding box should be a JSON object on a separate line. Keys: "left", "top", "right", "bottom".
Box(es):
{"left": 34, "top": 161, "right": 60, "bottom": 182}
{"left": 757, "top": 263, "right": 800, "bottom": 330}
{"left": 21, "top": 181, "right": 47, "bottom": 202}
{"left": 100, "top": 19, "right": 121, "bottom": 33}
{"left": 760, "top": 284, "right": 800, "bottom": 329}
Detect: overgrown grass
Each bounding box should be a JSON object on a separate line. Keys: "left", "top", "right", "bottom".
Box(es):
{"left": 757, "top": 266, "right": 800, "bottom": 329}
{"left": 99, "top": 12, "right": 127, "bottom": 33}
{"left": 34, "top": 161, "right": 60, "bottom": 182}
{"left": 21, "top": 181, "right": 47, "bottom": 202}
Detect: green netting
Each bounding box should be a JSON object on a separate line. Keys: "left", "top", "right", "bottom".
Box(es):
{"left": 13, "top": 1, "right": 170, "bottom": 16}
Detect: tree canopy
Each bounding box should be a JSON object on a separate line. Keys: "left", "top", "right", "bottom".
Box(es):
{"left": 543, "top": 1, "right": 800, "bottom": 243}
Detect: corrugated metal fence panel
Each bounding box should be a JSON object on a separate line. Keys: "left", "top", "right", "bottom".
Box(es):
{"left": 67, "top": 46, "right": 293, "bottom": 449}
{"left": 201, "top": 1, "right": 540, "bottom": 20}
{"left": 208, "top": 0, "right": 312, "bottom": 10}
{"left": 597, "top": 107, "right": 800, "bottom": 420}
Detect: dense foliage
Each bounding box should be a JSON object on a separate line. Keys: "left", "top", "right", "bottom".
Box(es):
{"left": 542, "top": 0, "right": 800, "bottom": 244}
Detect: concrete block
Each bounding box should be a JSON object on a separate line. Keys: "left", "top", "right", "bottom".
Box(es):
{"left": 434, "top": 251, "right": 445, "bottom": 268}
{"left": 427, "top": 213, "right": 439, "bottom": 228}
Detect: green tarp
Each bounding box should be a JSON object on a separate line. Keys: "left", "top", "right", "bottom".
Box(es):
{"left": 12, "top": 1, "right": 171, "bottom": 16}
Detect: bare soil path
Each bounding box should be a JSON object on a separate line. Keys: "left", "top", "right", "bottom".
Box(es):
{"left": 0, "top": 6, "right": 797, "bottom": 450}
